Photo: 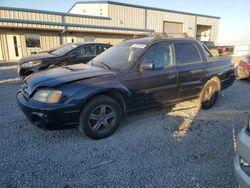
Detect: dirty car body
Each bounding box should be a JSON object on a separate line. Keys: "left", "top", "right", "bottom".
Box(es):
{"left": 17, "top": 37, "right": 235, "bottom": 138}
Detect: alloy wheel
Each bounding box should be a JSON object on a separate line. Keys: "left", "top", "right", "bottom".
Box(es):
{"left": 88, "top": 104, "right": 117, "bottom": 132}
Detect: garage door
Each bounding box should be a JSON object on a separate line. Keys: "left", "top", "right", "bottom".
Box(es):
{"left": 196, "top": 25, "right": 212, "bottom": 41}
{"left": 163, "top": 21, "right": 183, "bottom": 35}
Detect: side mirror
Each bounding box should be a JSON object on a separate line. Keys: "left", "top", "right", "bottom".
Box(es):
{"left": 139, "top": 60, "right": 155, "bottom": 71}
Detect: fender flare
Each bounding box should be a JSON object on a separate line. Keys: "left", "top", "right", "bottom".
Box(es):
{"left": 67, "top": 81, "right": 131, "bottom": 112}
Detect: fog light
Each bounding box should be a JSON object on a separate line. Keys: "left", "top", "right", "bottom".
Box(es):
{"left": 240, "top": 157, "right": 250, "bottom": 167}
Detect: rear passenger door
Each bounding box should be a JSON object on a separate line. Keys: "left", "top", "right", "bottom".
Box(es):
{"left": 174, "top": 42, "right": 206, "bottom": 98}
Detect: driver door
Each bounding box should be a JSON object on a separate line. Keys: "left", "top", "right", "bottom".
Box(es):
{"left": 130, "top": 43, "right": 178, "bottom": 109}
{"left": 67, "top": 45, "right": 96, "bottom": 65}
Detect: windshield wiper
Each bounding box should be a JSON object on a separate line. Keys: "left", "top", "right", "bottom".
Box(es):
{"left": 99, "top": 61, "right": 111, "bottom": 70}
{"left": 90, "top": 61, "right": 111, "bottom": 70}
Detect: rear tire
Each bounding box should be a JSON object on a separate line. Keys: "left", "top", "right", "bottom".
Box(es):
{"left": 78, "top": 95, "right": 122, "bottom": 139}
{"left": 199, "top": 79, "right": 220, "bottom": 109}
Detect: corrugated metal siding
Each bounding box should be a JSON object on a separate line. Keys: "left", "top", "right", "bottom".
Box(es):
{"left": 0, "top": 9, "right": 149, "bottom": 34}
{"left": 94, "top": 35, "right": 127, "bottom": 44}
{"left": 64, "top": 33, "right": 130, "bottom": 45}
{"left": 0, "top": 29, "right": 62, "bottom": 58}
{"left": 64, "top": 15, "right": 108, "bottom": 26}
{"left": 0, "top": 39, "right": 3, "bottom": 60}
{"left": 40, "top": 33, "right": 60, "bottom": 50}
{"left": 108, "top": 4, "right": 145, "bottom": 29}
{"left": 0, "top": 10, "right": 61, "bottom": 22}
{"left": 0, "top": 33, "right": 9, "bottom": 60}
{"left": 147, "top": 10, "right": 196, "bottom": 37}
{"left": 0, "top": 23, "right": 63, "bottom": 31}
{"left": 0, "top": 10, "right": 64, "bottom": 30}
{"left": 69, "top": 3, "right": 109, "bottom": 17}
{"left": 65, "top": 4, "right": 145, "bottom": 29}
{"left": 66, "top": 26, "right": 145, "bottom": 35}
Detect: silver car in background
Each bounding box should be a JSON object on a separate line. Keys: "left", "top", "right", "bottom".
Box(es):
{"left": 235, "top": 117, "right": 250, "bottom": 187}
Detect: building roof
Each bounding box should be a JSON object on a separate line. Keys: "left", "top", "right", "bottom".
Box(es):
{"left": 69, "top": 0, "right": 221, "bottom": 19}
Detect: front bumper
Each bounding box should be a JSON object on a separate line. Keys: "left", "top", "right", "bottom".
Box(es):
{"left": 235, "top": 129, "right": 250, "bottom": 188}
{"left": 17, "top": 91, "right": 80, "bottom": 130}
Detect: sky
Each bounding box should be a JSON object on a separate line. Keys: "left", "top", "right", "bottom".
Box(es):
{"left": 0, "top": 0, "right": 249, "bottom": 44}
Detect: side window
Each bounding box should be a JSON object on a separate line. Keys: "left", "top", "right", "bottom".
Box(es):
{"left": 96, "top": 45, "right": 110, "bottom": 55}
{"left": 74, "top": 45, "right": 96, "bottom": 58}
{"left": 142, "top": 44, "right": 174, "bottom": 69}
{"left": 175, "top": 43, "right": 201, "bottom": 64}
{"left": 201, "top": 43, "right": 213, "bottom": 58}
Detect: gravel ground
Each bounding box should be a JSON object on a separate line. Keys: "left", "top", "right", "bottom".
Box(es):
{"left": 0, "top": 62, "right": 249, "bottom": 188}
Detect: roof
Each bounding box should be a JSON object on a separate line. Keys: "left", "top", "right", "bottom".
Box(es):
{"left": 69, "top": 1, "right": 221, "bottom": 19}
{"left": 122, "top": 36, "right": 199, "bottom": 46}
{"left": 68, "top": 41, "right": 111, "bottom": 46}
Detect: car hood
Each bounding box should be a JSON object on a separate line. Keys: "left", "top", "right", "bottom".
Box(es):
{"left": 24, "top": 64, "right": 115, "bottom": 92}
{"left": 19, "top": 52, "right": 57, "bottom": 64}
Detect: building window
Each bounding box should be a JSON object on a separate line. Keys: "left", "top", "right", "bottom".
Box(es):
{"left": 25, "top": 34, "right": 41, "bottom": 48}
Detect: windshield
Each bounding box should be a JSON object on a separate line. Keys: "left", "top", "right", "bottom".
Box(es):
{"left": 52, "top": 44, "right": 79, "bottom": 56}
{"left": 90, "top": 43, "right": 147, "bottom": 71}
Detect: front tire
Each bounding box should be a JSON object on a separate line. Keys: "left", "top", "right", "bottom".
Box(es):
{"left": 200, "top": 79, "right": 220, "bottom": 109}
{"left": 78, "top": 95, "right": 122, "bottom": 139}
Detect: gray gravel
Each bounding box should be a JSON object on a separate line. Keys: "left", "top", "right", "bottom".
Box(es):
{"left": 0, "top": 62, "right": 249, "bottom": 188}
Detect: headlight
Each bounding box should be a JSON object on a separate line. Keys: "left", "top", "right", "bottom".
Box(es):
{"left": 22, "top": 60, "right": 42, "bottom": 68}
{"left": 32, "top": 89, "right": 62, "bottom": 103}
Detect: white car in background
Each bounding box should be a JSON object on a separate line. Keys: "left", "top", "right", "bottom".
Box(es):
{"left": 235, "top": 117, "right": 250, "bottom": 187}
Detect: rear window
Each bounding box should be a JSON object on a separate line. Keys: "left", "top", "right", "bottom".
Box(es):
{"left": 201, "top": 43, "right": 213, "bottom": 58}
{"left": 175, "top": 43, "right": 201, "bottom": 64}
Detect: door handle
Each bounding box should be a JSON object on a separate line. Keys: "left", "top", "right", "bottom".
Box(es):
{"left": 167, "top": 73, "right": 176, "bottom": 79}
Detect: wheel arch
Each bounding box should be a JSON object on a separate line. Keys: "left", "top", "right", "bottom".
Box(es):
{"left": 202, "top": 75, "right": 221, "bottom": 91}
{"left": 84, "top": 89, "right": 128, "bottom": 115}
{"left": 210, "top": 76, "right": 221, "bottom": 90}
{"left": 73, "top": 81, "right": 131, "bottom": 116}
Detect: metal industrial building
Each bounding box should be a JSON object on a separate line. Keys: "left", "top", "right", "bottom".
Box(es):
{"left": 0, "top": 1, "right": 220, "bottom": 61}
